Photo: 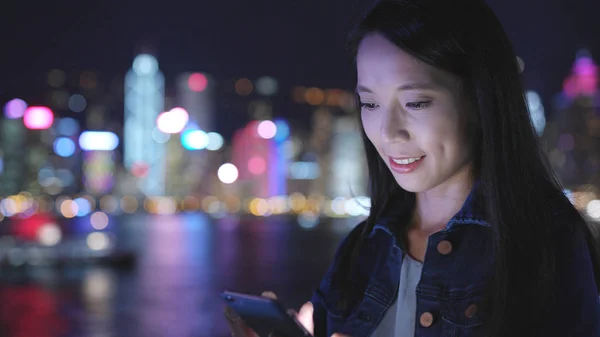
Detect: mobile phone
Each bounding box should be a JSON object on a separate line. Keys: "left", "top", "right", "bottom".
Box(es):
{"left": 221, "top": 291, "right": 313, "bottom": 337}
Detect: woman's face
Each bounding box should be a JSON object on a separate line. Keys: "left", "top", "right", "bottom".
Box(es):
{"left": 356, "top": 33, "right": 473, "bottom": 193}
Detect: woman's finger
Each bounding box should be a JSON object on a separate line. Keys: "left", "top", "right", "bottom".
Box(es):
{"left": 261, "top": 291, "right": 278, "bottom": 300}
{"left": 297, "top": 302, "right": 314, "bottom": 335}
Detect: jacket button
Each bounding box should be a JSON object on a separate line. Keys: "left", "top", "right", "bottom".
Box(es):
{"left": 360, "top": 313, "right": 372, "bottom": 322}
{"left": 465, "top": 304, "right": 478, "bottom": 318}
{"left": 419, "top": 312, "right": 434, "bottom": 327}
{"left": 437, "top": 240, "right": 453, "bottom": 255}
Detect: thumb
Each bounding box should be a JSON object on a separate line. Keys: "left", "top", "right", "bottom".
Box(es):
{"left": 331, "top": 334, "right": 352, "bottom": 337}
{"left": 296, "top": 302, "right": 314, "bottom": 335}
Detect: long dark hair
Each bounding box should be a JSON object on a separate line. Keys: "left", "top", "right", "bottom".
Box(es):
{"left": 336, "top": 0, "right": 600, "bottom": 336}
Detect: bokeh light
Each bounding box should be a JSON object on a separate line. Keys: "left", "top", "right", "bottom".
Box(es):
{"left": 257, "top": 120, "right": 277, "bottom": 139}
{"left": 248, "top": 156, "right": 267, "bottom": 175}
{"left": 4, "top": 98, "right": 27, "bottom": 119}
{"left": 132, "top": 54, "right": 158, "bottom": 75}
{"left": 47, "top": 69, "right": 66, "bottom": 88}
{"left": 587, "top": 200, "right": 600, "bottom": 219}
{"left": 68, "top": 94, "right": 87, "bottom": 113}
{"left": 37, "top": 223, "right": 62, "bottom": 246}
{"left": 51, "top": 90, "right": 70, "bottom": 109}
{"left": 206, "top": 132, "right": 224, "bottom": 151}
{"left": 74, "top": 197, "right": 92, "bottom": 216}
{"left": 181, "top": 129, "right": 209, "bottom": 150}
{"left": 79, "top": 131, "right": 119, "bottom": 151}
{"left": 273, "top": 119, "right": 290, "bottom": 143}
{"left": 80, "top": 71, "right": 98, "bottom": 89}
{"left": 157, "top": 107, "right": 189, "bottom": 134}
{"left": 255, "top": 76, "right": 278, "bottom": 96}
{"left": 53, "top": 137, "right": 76, "bottom": 157}
{"left": 56, "top": 118, "right": 80, "bottom": 136}
{"left": 60, "top": 200, "right": 78, "bottom": 218}
{"left": 218, "top": 163, "right": 239, "bottom": 184}
{"left": 87, "top": 232, "right": 110, "bottom": 250}
{"left": 56, "top": 169, "right": 74, "bottom": 187}
{"left": 23, "top": 106, "right": 54, "bottom": 130}
{"left": 235, "top": 78, "right": 253, "bottom": 96}
{"left": 120, "top": 196, "right": 139, "bottom": 214}
{"left": 292, "top": 86, "right": 306, "bottom": 103}
{"left": 90, "top": 211, "right": 109, "bottom": 230}
{"left": 325, "top": 89, "right": 342, "bottom": 106}
{"left": 249, "top": 198, "right": 271, "bottom": 216}
{"left": 305, "top": 88, "right": 325, "bottom": 105}
{"left": 100, "top": 196, "right": 119, "bottom": 214}
{"left": 188, "top": 73, "right": 208, "bottom": 92}
{"left": 298, "top": 211, "right": 319, "bottom": 229}
{"left": 131, "top": 162, "right": 149, "bottom": 178}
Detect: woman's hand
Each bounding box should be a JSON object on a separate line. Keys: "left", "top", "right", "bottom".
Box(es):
{"left": 224, "top": 291, "right": 315, "bottom": 337}
{"left": 291, "top": 300, "right": 314, "bottom": 335}
{"left": 224, "top": 299, "right": 258, "bottom": 337}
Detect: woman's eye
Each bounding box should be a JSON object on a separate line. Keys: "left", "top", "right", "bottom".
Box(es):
{"left": 406, "top": 101, "right": 431, "bottom": 110}
{"left": 360, "top": 102, "right": 379, "bottom": 110}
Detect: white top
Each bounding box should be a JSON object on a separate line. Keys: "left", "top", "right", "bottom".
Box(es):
{"left": 370, "top": 254, "right": 423, "bottom": 337}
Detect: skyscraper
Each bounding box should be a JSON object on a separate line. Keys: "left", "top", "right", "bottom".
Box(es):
{"left": 123, "top": 54, "right": 166, "bottom": 196}
{"left": 0, "top": 119, "right": 26, "bottom": 195}
{"left": 167, "top": 73, "right": 216, "bottom": 196}
{"left": 176, "top": 72, "right": 215, "bottom": 132}
{"left": 329, "top": 115, "right": 367, "bottom": 198}
{"left": 231, "top": 120, "right": 287, "bottom": 198}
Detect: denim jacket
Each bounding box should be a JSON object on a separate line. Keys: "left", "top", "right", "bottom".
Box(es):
{"left": 310, "top": 190, "right": 600, "bottom": 337}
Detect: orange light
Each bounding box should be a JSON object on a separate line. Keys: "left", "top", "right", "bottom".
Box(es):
{"left": 305, "top": 88, "right": 325, "bottom": 105}
{"left": 235, "top": 78, "right": 253, "bottom": 96}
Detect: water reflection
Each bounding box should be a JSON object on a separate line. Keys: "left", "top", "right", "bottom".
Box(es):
{"left": 0, "top": 284, "right": 70, "bottom": 337}
{"left": 0, "top": 213, "right": 355, "bottom": 337}
{"left": 134, "top": 214, "right": 214, "bottom": 337}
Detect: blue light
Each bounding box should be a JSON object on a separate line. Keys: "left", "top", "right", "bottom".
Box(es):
{"left": 56, "top": 118, "right": 79, "bottom": 136}
{"left": 289, "top": 161, "right": 320, "bottom": 179}
{"left": 181, "top": 129, "right": 209, "bottom": 150}
{"left": 74, "top": 197, "right": 92, "bottom": 216}
{"left": 274, "top": 119, "right": 290, "bottom": 143}
{"left": 54, "top": 137, "right": 76, "bottom": 157}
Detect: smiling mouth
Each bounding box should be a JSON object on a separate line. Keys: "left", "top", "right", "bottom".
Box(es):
{"left": 390, "top": 156, "right": 423, "bottom": 165}
{"left": 388, "top": 155, "right": 425, "bottom": 174}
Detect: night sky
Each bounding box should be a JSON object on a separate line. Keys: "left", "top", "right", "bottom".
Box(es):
{"left": 1, "top": 0, "right": 599, "bottom": 134}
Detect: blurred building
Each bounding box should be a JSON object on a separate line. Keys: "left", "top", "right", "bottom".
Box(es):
{"left": 329, "top": 115, "right": 367, "bottom": 198}
{"left": 123, "top": 54, "right": 166, "bottom": 196}
{"left": 543, "top": 50, "right": 599, "bottom": 206}
{"left": 0, "top": 118, "right": 26, "bottom": 195}
{"left": 164, "top": 72, "right": 218, "bottom": 196}
{"left": 231, "top": 120, "right": 288, "bottom": 198}
{"left": 177, "top": 72, "right": 216, "bottom": 132}
{"left": 80, "top": 131, "right": 119, "bottom": 195}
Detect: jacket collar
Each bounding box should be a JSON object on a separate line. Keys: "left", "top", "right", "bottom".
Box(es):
{"left": 370, "top": 182, "right": 490, "bottom": 236}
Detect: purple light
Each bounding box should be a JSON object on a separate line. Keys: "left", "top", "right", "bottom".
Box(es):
{"left": 574, "top": 57, "right": 596, "bottom": 76}
{"left": 3, "top": 99, "right": 28, "bottom": 119}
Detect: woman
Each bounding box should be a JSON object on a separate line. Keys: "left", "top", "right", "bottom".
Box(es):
{"left": 225, "top": 0, "right": 600, "bottom": 336}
